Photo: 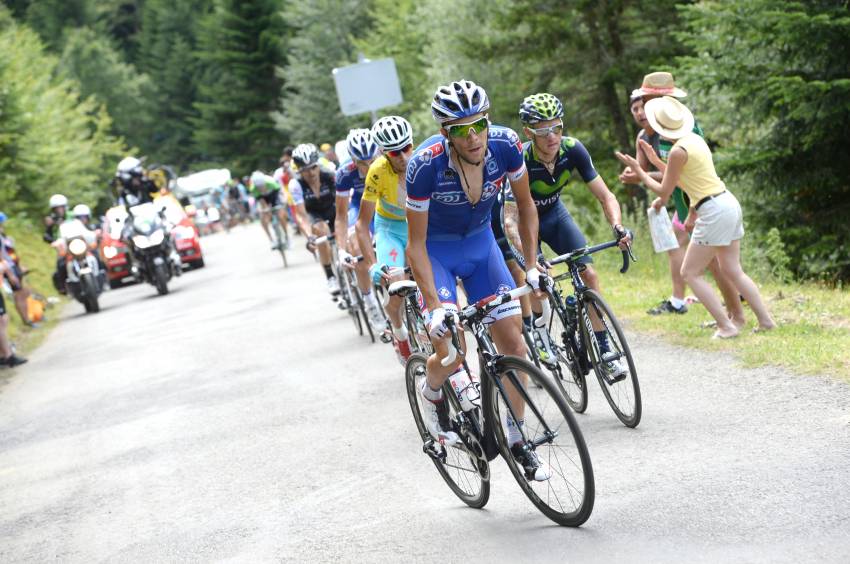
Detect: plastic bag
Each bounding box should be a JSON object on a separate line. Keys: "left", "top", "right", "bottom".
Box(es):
{"left": 647, "top": 207, "right": 680, "bottom": 253}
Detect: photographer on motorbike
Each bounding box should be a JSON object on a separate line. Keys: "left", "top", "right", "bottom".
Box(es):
{"left": 43, "top": 194, "right": 70, "bottom": 294}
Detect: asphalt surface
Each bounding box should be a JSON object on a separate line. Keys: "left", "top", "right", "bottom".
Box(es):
{"left": 1, "top": 224, "right": 849, "bottom": 563}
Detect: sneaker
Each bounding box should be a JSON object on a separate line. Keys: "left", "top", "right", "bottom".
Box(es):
{"left": 420, "top": 382, "right": 459, "bottom": 445}
{"left": 396, "top": 337, "right": 412, "bottom": 364}
{"left": 1, "top": 354, "right": 28, "bottom": 368}
{"left": 510, "top": 443, "right": 551, "bottom": 482}
{"left": 326, "top": 276, "right": 340, "bottom": 295}
{"left": 270, "top": 241, "right": 280, "bottom": 251}
{"left": 647, "top": 299, "right": 687, "bottom": 315}
{"left": 600, "top": 352, "right": 628, "bottom": 384}
{"left": 531, "top": 325, "right": 558, "bottom": 369}
{"left": 365, "top": 299, "right": 385, "bottom": 330}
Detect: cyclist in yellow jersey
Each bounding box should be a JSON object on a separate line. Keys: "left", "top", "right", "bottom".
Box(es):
{"left": 356, "top": 116, "right": 415, "bottom": 362}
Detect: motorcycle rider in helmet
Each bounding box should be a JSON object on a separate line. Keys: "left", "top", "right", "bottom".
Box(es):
{"left": 43, "top": 194, "right": 70, "bottom": 293}
{"left": 114, "top": 157, "right": 157, "bottom": 208}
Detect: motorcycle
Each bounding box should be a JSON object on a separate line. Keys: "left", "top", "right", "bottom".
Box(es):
{"left": 127, "top": 203, "right": 182, "bottom": 296}
{"left": 56, "top": 220, "right": 105, "bottom": 313}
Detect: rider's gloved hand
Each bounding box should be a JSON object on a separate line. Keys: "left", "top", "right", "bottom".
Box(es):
{"left": 428, "top": 307, "right": 455, "bottom": 339}
{"left": 525, "top": 267, "right": 545, "bottom": 291}
{"left": 368, "top": 263, "right": 385, "bottom": 285}
{"left": 338, "top": 249, "right": 355, "bottom": 270}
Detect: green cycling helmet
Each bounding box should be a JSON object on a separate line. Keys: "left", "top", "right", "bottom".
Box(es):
{"left": 518, "top": 93, "right": 564, "bottom": 125}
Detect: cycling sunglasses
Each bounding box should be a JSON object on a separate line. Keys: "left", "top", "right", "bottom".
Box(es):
{"left": 445, "top": 116, "right": 489, "bottom": 138}
{"left": 387, "top": 144, "right": 413, "bottom": 157}
{"left": 527, "top": 122, "right": 564, "bottom": 137}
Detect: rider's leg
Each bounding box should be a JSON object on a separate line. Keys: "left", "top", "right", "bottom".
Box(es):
{"left": 313, "top": 221, "right": 332, "bottom": 269}
{"left": 259, "top": 210, "right": 272, "bottom": 240}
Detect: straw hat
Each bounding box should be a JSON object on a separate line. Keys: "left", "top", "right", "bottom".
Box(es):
{"left": 638, "top": 72, "right": 687, "bottom": 98}
{"left": 644, "top": 96, "right": 695, "bottom": 140}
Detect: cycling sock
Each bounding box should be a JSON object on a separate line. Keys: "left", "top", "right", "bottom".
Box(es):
{"left": 422, "top": 381, "right": 443, "bottom": 402}
{"left": 323, "top": 264, "right": 333, "bottom": 279}
{"left": 507, "top": 417, "right": 524, "bottom": 446}
{"left": 522, "top": 315, "right": 532, "bottom": 330}
{"left": 595, "top": 330, "right": 610, "bottom": 354}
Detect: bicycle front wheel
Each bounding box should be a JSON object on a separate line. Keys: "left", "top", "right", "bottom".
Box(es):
{"left": 486, "top": 355, "right": 594, "bottom": 527}
{"left": 546, "top": 296, "right": 589, "bottom": 413}
{"left": 580, "top": 289, "right": 642, "bottom": 428}
{"left": 405, "top": 353, "right": 490, "bottom": 509}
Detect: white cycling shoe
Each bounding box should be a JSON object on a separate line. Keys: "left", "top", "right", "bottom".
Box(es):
{"left": 420, "top": 382, "right": 459, "bottom": 446}
{"left": 326, "top": 276, "right": 340, "bottom": 295}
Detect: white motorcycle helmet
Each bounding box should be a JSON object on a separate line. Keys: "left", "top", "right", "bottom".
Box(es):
{"left": 116, "top": 156, "right": 143, "bottom": 181}
{"left": 49, "top": 194, "right": 68, "bottom": 209}
{"left": 73, "top": 204, "right": 91, "bottom": 219}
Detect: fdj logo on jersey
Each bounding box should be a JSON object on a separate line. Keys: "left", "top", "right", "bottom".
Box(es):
{"left": 438, "top": 287, "right": 452, "bottom": 299}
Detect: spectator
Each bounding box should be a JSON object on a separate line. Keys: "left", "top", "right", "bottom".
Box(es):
{"left": 320, "top": 142, "right": 338, "bottom": 167}
{"left": 0, "top": 213, "right": 35, "bottom": 327}
{"left": 0, "top": 260, "right": 28, "bottom": 368}
{"left": 617, "top": 96, "right": 775, "bottom": 338}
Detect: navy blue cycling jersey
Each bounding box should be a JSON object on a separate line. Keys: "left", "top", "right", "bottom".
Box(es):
{"left": 406, "top": 126, "right": 526, "bottom": 239}
{"left": 522, "top": 136, "right": 598, "bottom": 213}
{"left": 334, "top": 160, "right": 366, "bottom": 208}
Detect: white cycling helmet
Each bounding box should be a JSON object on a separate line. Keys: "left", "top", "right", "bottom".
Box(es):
{"left": 72, "top": 204, "right": 91, "bottom": 218}
{"left": 250, "top": 171, "right": 267, "bottom": 188}
{"left": 292, "top": 143, "right": 319, "bottom": 168}
{"left": 345, "top": 129, "right": 378, "bottom": 161}
{"left": 49, "top": 194, "right": 68, "bottom": 209}
{"left": 371, "top": 116, "right": 413, "bottom": 152}
{"left": 431, "top": 79, "right": 490, "bottom": 125}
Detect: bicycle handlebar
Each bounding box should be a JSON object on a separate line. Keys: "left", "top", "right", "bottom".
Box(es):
{"left": 547, "top": 229, "right": 636, "bottom": 274}
{"left": 313, "top": 234, "right": 335, "bottom": 245}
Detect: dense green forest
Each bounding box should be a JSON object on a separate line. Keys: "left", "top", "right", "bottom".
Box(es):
{"left": 0, "top": 0, "right": 848, "bottom": 281}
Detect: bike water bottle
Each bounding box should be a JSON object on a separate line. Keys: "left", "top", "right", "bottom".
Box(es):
{"left": 449, "top": 371, "right": 480, "bottom": 412}
{"left": 565, "top": 295, "right": 578, "bottom": 325}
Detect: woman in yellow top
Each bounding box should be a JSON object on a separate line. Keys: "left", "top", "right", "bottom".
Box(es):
{"left": 617, "top": 96, "right": 774, "bottom": 338}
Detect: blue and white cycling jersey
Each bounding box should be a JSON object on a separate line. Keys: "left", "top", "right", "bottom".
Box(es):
{"left": 405, "top": 126, "right": 526, "bottom": 240}
{"left": 335, "top": 160, "right": 366, "bottom": 209}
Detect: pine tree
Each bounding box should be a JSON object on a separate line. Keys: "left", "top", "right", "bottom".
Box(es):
{"left": 193, "top": 0, "right": 286, "bottom": 173}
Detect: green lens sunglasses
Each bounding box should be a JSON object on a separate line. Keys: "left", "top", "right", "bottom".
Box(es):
{"left": 446, "top": 117, "right": 489, "bottom": 138}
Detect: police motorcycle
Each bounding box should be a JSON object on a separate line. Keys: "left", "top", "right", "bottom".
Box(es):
{"left": 126, "top": 202, "right": 182, "bottom": 296}
{"left": 55, "top": 216, "right": 105, "bottom": 313}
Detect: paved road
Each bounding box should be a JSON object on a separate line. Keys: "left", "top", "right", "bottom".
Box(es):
{"left": 1, "top": 225, "right": 849, "bottom": 563}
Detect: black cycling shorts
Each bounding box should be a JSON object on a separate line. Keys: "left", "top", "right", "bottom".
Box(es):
{"left": 308, "top": 209, "right": 336, "bottom": 233}
{"left": 257, "top": 190, "right": 282, "bottom": 208}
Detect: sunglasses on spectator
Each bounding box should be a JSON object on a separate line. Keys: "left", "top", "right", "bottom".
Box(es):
{"left": 387, "top": 144, "right": 413, "bottom": 157}
{"left": 445, "top": 116, "right": 489, "bottom": 138}
{"left": 527, "top": 122, "right": 563, "bottom": 137}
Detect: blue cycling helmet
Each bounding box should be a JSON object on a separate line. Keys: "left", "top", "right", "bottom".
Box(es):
{"left": 0, "top": 211, "right": 6, "bottom": 224}
{"left": 345, "top": 129, "right": 378, "bottom": 161}
{"left": 431, "top": 79, "right": 490, "bottom": 125}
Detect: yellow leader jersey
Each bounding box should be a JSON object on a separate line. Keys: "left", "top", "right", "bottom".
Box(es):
{"left": 362, "top": 156, "right": 407, "bottom": 221}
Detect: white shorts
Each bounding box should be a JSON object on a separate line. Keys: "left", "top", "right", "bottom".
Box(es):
{"left": 692, "top": 191, "right": 745, "bottom": 246}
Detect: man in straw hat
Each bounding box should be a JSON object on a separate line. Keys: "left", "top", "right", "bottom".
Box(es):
{"left": 616, "top": 96, "right": 775, "bottom": 338}
{"left": 621, "top": 72, "right": 744, "bottom": 326}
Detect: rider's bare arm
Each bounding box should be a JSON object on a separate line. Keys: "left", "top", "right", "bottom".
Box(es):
{"left": 507, "top": 171, "right": 539, "bottom": 269}
{"left": 355, "top": 200, "right": 378, "bottom": 267}
{"left": 334, "top": 195, "right": 349, "bottom": 252}
{"left": 406, "top": 208, "right": 441, "bottom": 312}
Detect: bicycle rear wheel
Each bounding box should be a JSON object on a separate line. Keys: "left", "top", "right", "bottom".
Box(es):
{"left": 404, "top": 300, "right": 433, "bottom": 355}
{"left": 405, "top": 353, "right": 489, "bottom": 509}
{"left": 546, "top": 296, "right": 589, "bottom": 413}
{"left": 580, "top": 289, "right": 641, "bottom": 428}
{"left": 486, "top": 355, "right": 594, "bottom": 526}
{"left": 351, "top": 275, "right": 375, "bottom": 343}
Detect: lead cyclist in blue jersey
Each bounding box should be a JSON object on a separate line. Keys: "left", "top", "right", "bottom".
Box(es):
{"left": 406, "top": 79, "right": 550, "bottom": 480}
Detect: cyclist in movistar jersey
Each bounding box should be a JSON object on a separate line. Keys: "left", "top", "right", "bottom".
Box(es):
{"left": 517, "top": 93, "right": 631, "bottom": 378}
{"left": 335, "top": 128, "right": 383, "bottom": 329}
{"left": 355, "top": 116, "right": 415, "bottom": 362}
{"left": 407, "top": 80, "right": 549, "bottom": 480}
{"left": 289, "top": 143, "right": 340, "bottom": 295}
{"left": 249, "top": 171, "right": 289, "bottom": 250}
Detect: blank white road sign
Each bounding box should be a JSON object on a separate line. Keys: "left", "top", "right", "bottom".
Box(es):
{"left": 332, "top": 58, "right": 403, "bottom": 116}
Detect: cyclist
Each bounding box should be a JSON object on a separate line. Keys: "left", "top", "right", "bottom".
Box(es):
{"left": 407, "top": 80, "right": 548, "bottom": 480}
{"left": 289, "top": 143, "right": 340, "bottom": 295}
{"left": 516, "top": 93, "right": 631, "bottom": 378}
{"left": 335, "top": 129, "right": 384, "bottom": 330}
{"left": 355, "top": 116, "right": 415, "bottom": 361}
{"left": 249, "top": 171, "right": 289, "bottom": 250}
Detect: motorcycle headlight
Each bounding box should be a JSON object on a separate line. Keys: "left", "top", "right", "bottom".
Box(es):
{"left": 103, "top": 245, "right": 118, "bottom": 259}
{"left": 68, "top": 239, "right": 87, "bottom": 256}
{"left": 149, "top": 230, "right": 165, "bottom": 245}
{"left": 132, "top": 234, "right": 150, "bottom": 249}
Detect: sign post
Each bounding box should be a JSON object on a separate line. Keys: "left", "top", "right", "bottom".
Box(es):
{"left": 332, "top": 56, "right": 403, "bottom": 122}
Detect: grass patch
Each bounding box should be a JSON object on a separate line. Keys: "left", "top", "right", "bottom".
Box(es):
{"left": 580, "top": 230, "right": 850, "bottom": 380}
{"left": 3, "top": 219, "right": 66, "bottom": 355}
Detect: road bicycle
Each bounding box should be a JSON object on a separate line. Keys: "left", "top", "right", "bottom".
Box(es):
{"left": 269, "top": 205, "right": 289, "bottom": 268}
{"left": 316, "top": 234, "right": 377, "bottom": 342}
{"left": 384, "top": 266, "right": 433, "bottom": 355}
{"left": 405, "top": 284, "right": 595, "bottom": 527}
{"left": 537, "top": 234, "right": 642, "bottom": 427}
